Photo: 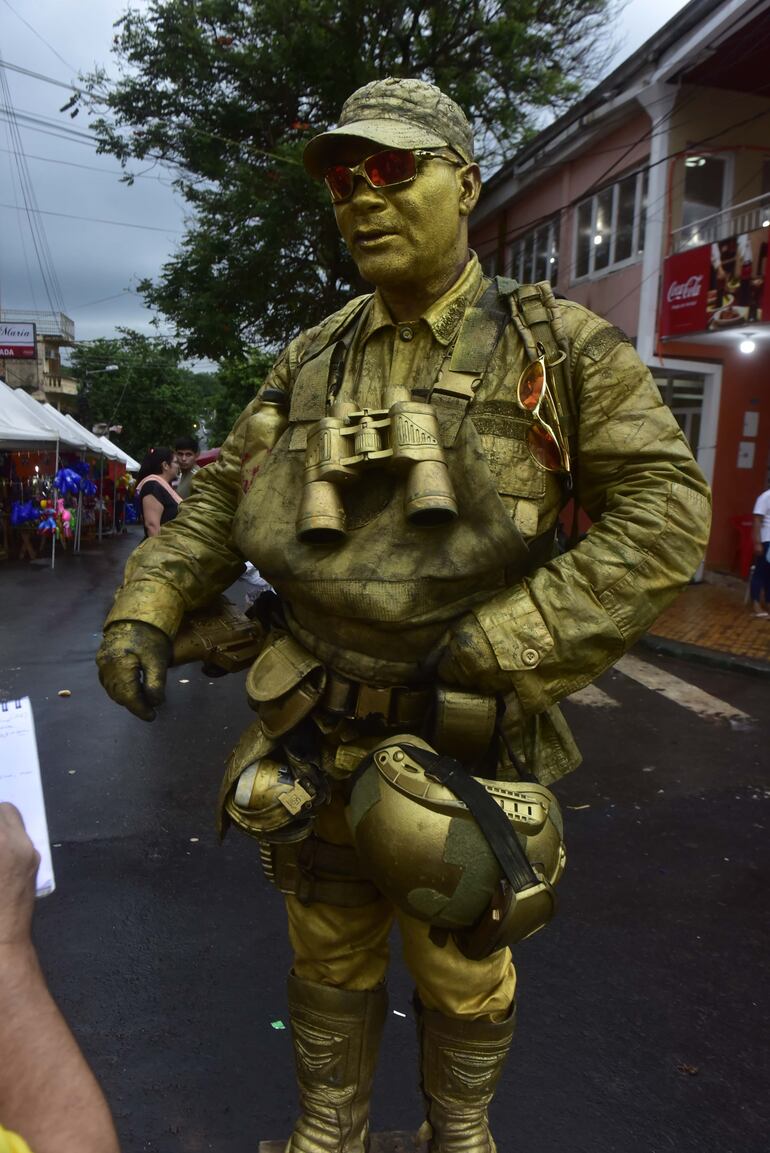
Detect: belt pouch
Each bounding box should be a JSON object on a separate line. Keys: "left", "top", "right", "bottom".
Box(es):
{"left": 246, "top": 632, "right": 327, "bottom": 738}
{"left": 432, "top": 687, "right": 497, "bottom": 764}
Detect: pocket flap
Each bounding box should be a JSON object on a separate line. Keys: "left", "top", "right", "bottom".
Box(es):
{"left": 246, "top": 632, "right": 324, "bottom": 702}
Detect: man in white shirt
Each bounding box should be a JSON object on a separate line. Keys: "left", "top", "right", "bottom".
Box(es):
{"left": 751, "top": 485, "right": 770, "bottom": 616}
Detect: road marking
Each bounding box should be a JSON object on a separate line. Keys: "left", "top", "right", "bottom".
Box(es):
{"left": 568, "top": 684, "right": 620, "bottom": 708}
{"left": 613, "top": 654, "right": 753, "bottom": 723}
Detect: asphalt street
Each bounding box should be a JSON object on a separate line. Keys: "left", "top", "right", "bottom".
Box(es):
{"left": 1, "top": 530, "right": 768, "bottom": 1153}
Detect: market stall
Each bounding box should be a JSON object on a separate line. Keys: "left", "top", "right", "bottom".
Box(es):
{"left": 0, "top": 382, "right": 119, "bottom": 565}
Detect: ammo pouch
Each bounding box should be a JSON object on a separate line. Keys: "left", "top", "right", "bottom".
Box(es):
{"left": 258, "top": 835, "right": 380, "bottom": 907}
{"left": 246, "top": 631, "right": 326, "bottom": 738}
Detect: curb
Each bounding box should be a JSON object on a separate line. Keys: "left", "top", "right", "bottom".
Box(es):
{"left": 640, "top": 632, "right": 770, "bottom": 678}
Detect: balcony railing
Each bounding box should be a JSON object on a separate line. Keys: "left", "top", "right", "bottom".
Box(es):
{"left": 43, "top": 375, "right": 78, "bottom": 395}
{"left": 0, "top": 309, "right": 75, "bottom": 342}
{"left": 671, "top": 194, "right": 770, "bottom": 253}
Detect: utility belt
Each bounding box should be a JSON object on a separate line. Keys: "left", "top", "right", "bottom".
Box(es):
{"left": 320, "top": 670, "right": 432, "bottom": 732}
{"left": 244, "top": 626, "right": 497, "bottom": 749}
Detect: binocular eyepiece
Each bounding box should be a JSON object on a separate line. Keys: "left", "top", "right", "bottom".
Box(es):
{"left": 296, "top": 402, "right": 458, "bottom": 543}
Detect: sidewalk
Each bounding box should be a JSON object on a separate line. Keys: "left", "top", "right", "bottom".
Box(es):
{"left": 643, "top": 572, "right": 770, "bottom": 676}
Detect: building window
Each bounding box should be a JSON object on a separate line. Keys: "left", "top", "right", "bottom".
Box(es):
{"left": 680, "top": 155, "right": 730, "bottom": 247}
{"left": 574, "top": 169, "right": 648, "bottom": 279}
{"left": 507, "top": 217, "right": 559, "bottom": 285}
{"left": 480, "top": 252, "right": 499, "bottom": 277}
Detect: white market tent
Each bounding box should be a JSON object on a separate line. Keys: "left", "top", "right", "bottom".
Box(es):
{"left": 1, "top": 382, "right": 126, "bottom": 562}
{"left": 98, "top": 435, "right": 140, "bottom": 472}
{"left": 0, "top": 379, "right": 76, "bottom": 449}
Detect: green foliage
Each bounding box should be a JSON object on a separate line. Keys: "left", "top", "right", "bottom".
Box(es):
{"left": 206, "top": 351, "right": 274, "bottom": 444}
{"left": 82, "top": 0, "right": 613, "bottom": 359}
{"left": 71, "top": 330, "right": 211, "bottom": 461}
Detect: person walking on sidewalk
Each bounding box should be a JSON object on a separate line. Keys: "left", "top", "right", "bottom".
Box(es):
{"left": 751, "top": 484, "right": 770, "bottom": 617}
{"left": 96, "top": 77, "right": 711, "bottom": 1152}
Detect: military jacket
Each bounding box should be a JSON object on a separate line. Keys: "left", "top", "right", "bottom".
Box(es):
{"left": 105, "top": 256, "right": 711, "bottom": 783}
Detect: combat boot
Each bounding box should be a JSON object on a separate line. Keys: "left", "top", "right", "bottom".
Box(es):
{"left": 416, "top": 999, "right": 516, "bottom": 1153}
{"left": 286, "top": 973, "right": 387, "bottom": 1153}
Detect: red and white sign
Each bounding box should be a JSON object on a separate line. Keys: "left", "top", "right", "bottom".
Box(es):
{"left": 660, "top": 226, "right": 770, "bottom": 339}
{"left": 659, "top": 247, "right": 710, "bottom": 337}
{"left": 0, "top": 321, "right": 36, "bottom": 359}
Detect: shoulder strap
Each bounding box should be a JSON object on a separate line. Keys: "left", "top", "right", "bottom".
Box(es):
{"left": 289, "top": 295, "right": 371, "bottom": 424}
{"left": 507, "top": 281, "right": 577, "bottom": 442}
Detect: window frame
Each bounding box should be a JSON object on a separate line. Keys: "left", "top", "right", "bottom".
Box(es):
{"left": 506, "top": 215, "right": 560, "bottom": 286}
{"left": 679, "top": 151, "right": 735, "bottom": 248}
{"left": 572, "top": 168, "right": 648, "bottom": 282}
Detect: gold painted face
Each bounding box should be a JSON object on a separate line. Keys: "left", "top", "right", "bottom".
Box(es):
{"left": 331, "top": 140, "right": 480, "bottom": 307}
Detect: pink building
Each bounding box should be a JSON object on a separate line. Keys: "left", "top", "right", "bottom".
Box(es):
{"left": 470, "top": 0, "right": 770, "bottom": 574}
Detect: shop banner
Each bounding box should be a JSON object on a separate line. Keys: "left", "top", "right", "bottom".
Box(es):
{"left": 0, "top": 321, "right": 36, "bottom": 359}
{"left": 660, "top": 226, "right": 770, "bottom": 339}
{"left": 659, "top": 247, "right": 709, "bottom": 337}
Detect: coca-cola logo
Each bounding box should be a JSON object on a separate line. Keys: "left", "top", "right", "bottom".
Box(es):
{"left": 667, "top": 275, "right": 704, "bottom": 303}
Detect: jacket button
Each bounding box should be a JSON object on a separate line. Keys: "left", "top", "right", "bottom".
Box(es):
{"left": 522, "top": 648, "right": 539, "bottom": 666}
{"left": 399, "top": 325, "right": 414, "bottom": 342}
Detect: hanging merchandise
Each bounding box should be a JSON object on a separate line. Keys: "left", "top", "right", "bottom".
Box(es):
{"left": 10, "top": 500, "right": 38, "bottom": 526}
{"left": 54, "top": 467, "right": 82, "bottom": 496}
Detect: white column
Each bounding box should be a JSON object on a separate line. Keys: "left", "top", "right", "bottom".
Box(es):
{"left": 636, "top": 84, "right": 677, "bottom": 364}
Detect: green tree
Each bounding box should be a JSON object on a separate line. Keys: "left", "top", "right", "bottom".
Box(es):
{"left": 72, "top": 330, "right": 212, "bottom": 460}
{"left": 81, "top": 0, "right": 614, "bottom": 361}
{"left": 206, "top": 350, "right": 273, "bottom": 445}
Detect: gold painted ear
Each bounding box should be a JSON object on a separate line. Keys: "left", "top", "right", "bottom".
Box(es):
{"left": 458, "top": 163, "right": 482, "bottom": 217}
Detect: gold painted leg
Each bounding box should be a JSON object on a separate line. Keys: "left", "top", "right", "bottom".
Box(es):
{"left": 259, "top": 1136, "right": 428, "bottom": 1152}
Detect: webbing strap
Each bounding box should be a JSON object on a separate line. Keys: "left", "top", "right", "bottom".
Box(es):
{"left": 289, "top": 295, "right": 370, "bottom": 423}
{"left": 510, "top": 282, "right": 577, "bottom": 440}
{"left": 431, "top": 281, "right": 514, "bottom": 446}
{"left": 401, "top": 744, "right": 540, "bottom": 893}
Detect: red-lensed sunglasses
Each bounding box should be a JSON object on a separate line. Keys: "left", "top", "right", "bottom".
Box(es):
{"left": 324, "top": 147, "right": 460, "bottom": 203}
{"left": 516, "top": 342, "right": 570, "bottom": 473}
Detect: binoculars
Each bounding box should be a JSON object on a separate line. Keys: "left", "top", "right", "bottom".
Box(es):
{"left": 297, "top": 402, "right": 458, "bottom": 543}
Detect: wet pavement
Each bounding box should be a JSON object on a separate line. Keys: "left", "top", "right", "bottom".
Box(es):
{"left": 0, "top": 531, "right": 768, "bottom": 1153}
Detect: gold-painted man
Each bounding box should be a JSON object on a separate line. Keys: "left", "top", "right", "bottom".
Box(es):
{"left": 97, "top": 78, "right": 711, "bottom": 1152}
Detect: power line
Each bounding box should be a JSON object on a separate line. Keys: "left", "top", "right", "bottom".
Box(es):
{"left": 479, "top": 17, "right": 770, "bottom": 258}
{"left": 0, "top": 200, "right": 182, "bottom": 234}
{"left": 479, "top": 102, "right": 770, "bottom": 262}
{"left": 0, "top": 0, "right": 78, "bottom": 73}
{"left": 0, "top": 58, "right": 301, "bottom": 167}
{"left": 0, "top": 48, "right": 66, "bottom": 315}
{"left": 0, "top": 142, "right": 168, "bottom": 181}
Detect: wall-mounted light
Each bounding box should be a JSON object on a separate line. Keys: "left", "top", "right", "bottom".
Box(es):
{"left": 593, "top": 234, "right": 603, "bottom": 246}
{"left": 739, "top": 334, "right": 756, "bottom": 355}
{"left": 684, "top": 155, "right": 707, "bottom": 168}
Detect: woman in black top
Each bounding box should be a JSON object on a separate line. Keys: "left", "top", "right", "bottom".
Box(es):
{"left": 134, "top": 447, "right": 181, "bottom": 537}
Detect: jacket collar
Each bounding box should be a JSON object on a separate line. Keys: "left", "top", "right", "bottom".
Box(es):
{"left": 361, "top": 252, "right": 484, "bottom": 347}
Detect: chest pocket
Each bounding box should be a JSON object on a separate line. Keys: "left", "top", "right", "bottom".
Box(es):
{"left": 471, "top": 408, "right": 545, "bottom": 500}
{"left": 470, "top": 406, "right": 568, "bottom": 540}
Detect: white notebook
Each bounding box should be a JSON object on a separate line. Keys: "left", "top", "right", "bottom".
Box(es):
{"left": 0, "top": 697, "right": 55, "bottom": 896}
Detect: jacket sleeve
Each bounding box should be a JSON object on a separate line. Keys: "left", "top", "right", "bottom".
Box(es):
{"left": 467, "top": 305, "right": 712, "bottom": 714}
{"left": 103, "top": 346, "right": 297, "bottom": 639}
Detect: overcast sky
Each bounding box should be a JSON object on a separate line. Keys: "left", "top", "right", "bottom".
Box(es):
{"left": 0, "top": 0, "right": 691, "bottom": 353}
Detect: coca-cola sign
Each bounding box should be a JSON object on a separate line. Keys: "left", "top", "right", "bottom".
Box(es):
{"left": 667, "top": 274, "right": 705, "bottom": 303}
{"left": 660, "top": 227, "right": 770, "bottom": 339}
{"left": 0, "top": 320, "right": 36, "bottom": 359}
{"left": 659, "top": 248, "right": 709, "bottom": 337}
